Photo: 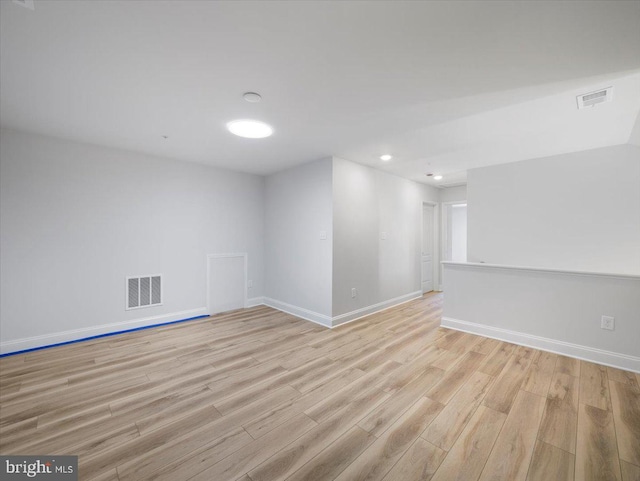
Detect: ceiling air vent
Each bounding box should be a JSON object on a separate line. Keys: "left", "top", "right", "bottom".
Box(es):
{"left": 576, "top": 87, "right": 613, "bottom": 109}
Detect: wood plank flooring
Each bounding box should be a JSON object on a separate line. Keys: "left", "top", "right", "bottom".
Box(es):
{"left": 1, "top": 293, "right": 639, "bottom": 481}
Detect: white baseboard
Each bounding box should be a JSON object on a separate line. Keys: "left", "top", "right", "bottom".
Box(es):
{"left": 0, "top": 307, "right": 209, "bottom": 356}
{"left": 247, "top": 297, "right": 264, "bottom": 308}
{"left": 441, "top": 316, "right": 640, "bottom": 373}
{"left": 262, "top": 291, "right": 423, "bottom": 329}
{"left": 332, "top": 291, "right": 423, "bottom": 327}
{"left": 262, "top": 297, "right": 332, "bottom": 328}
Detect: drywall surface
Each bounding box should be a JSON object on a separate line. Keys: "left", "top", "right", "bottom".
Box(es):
{"left": 629, "top": 111, "right": 640, "bottom": 147}
{"left": 332, "top": 157, "right": 439, "bottom": 320}
{"left": 467, "top": 144, "right": 640, "bottom": 274}
{"left": 0, "top": 128, "right": 264, "bottom": 352}
{"left": 442, "top": 262, "right": 640, "bottom": 371}
{"left": 439, "top": 185, "right": 467, "bottom": 203}
{"left": 264, "top": 158, "right": 333, "bottom": 320}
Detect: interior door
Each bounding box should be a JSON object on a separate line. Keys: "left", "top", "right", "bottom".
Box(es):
{"left": 422, "top": 204, "right": 434, "bottom": 293}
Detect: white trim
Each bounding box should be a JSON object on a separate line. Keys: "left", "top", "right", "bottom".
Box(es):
{"left": 262, "top": 297, "right": 332, "bottom": 327}
{"left": 332, "top": 291, "right": 423, "bottom": 327}
{"left": 247, "top": 296, "right": 264, "bottom": 308}
{"left": 262, "top": 291, "right": 423, "bottom": 329}
{"left": 441, "top": 316, "right": 640, "bottom": 373}
{"left": 0, "top": 307, "right": 208, "bottom": 355}
{"left": 441, "top": 261, "right": 640, "bottom": 281}
{"left": 206, "top": 253, "right": 248, "bottom": 314}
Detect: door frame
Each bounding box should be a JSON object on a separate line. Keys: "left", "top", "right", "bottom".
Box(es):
{"left": 422, "top": 201, "right": 439, "bottom": 293}
{"left": 206, "top": 253, "right": 248, "bottom": 314}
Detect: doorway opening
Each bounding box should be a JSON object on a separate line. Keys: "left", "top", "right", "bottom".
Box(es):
{"left": 421, "top": 203, "right": 436, "bottom": 293}
{"left": 441, "top": 202, "right": 467, "bottom": 288}
{"left": 446, "top": 203, "right": 467, "bottom": 262}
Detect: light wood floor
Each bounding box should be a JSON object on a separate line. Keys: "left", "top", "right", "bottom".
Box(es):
{"left": 1, "top": 293, "right": 639, "bottom": 481}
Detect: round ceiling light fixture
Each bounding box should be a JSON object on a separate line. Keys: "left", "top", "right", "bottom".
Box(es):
{"left": 433, "top": 175, "right": 443, "bottom": 180}
{"left": 380, "top": 154, "right": 392, "bottom": 161}
{"left": 243, "top": 92, "right": 262, "bottom": 103}
{"left": 227, "top": 119, "right": 273, "bottom": 138}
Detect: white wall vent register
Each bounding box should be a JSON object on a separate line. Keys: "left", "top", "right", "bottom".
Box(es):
{"left": 576, "top": 87, "right": 613, "bottom": 109}
{"left": 127, "top": 275, "right": 162, "bottom": 310}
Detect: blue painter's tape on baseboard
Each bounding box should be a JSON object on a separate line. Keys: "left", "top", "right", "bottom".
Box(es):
{"left": 0, "top": 314, "right": 210, "bottom": 358}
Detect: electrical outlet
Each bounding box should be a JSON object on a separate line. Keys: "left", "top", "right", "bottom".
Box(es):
{"left": 381, "top": 231, "right": 387, "bottom": 240}
{"left": 601, "top": 315, "right": 615, "bottom": 331}
{"left": 247, "top": 280, "right": 253, "bottom": 289}
{"left": 351, "top": 288, "right": 357, "bottom": 298}
{"left": 320, "top": 230, "right": 327, "bottom": 240}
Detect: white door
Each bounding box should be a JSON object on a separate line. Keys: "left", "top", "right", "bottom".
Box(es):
{"left": 422, "top": 204, "right": 434, "bottom": 293}
{"left": 207, "top": 254, "right": 246, "bottom": 314}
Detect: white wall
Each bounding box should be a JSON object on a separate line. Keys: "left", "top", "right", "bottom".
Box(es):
{"left": 0, "top": 128, "right": 264, "bottom": 353}
{"left": 439, "top": 185, "right": 467, "bottom": 203}
{"left": 332, "top": 157, "right": 439, "bottom": 321}
{"left": 264, "top": 158, "right": 333, "bottom": 323}
{"left": 629, "top": 112, "right": 640, "bottom": 147}
{"left": 443, "top": 263, "right": 640, "bottom": 372}
{"left": 467, "top": 144, "right": 640, "bottom": 274}
{"left": 1, "top": 133, "right": 441, "bottom": 347}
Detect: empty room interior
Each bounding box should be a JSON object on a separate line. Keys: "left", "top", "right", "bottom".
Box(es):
{"left": 1, "top": 1, "right": 639, "bottom": 480}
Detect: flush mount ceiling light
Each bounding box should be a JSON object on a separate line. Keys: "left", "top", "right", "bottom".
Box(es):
{"left": 227, "top": 120, "right": 273, "bottom": 139}
{"left": 380, "top": 154, "right": 392, "bottom": 161}
{"left": 243, "top": 92, "right": 262, "bottom": 103}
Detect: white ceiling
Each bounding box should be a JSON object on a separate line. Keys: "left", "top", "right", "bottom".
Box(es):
{"left": 1, "top": 0, "right": 639, "bottom": 185}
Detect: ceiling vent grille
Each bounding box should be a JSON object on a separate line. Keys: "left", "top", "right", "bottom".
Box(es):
{"left": 127, "top": 275, "right": 162, "bottom": 310}
{"left": 576, "top": 87, "right": 613, "bottom": 109}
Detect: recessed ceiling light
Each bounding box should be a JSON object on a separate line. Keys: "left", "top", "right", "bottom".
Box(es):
{"left": 243, "top": 92, "right": 262, "bottom": 103}
{"left": 380, "top": 154, "right": 392, "bottom": 161}
{"left": 433, "top": 175, "right": 443, "bottom": 180}
{"left": 227, "top": 120, "right": 273, "bottom": 139}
